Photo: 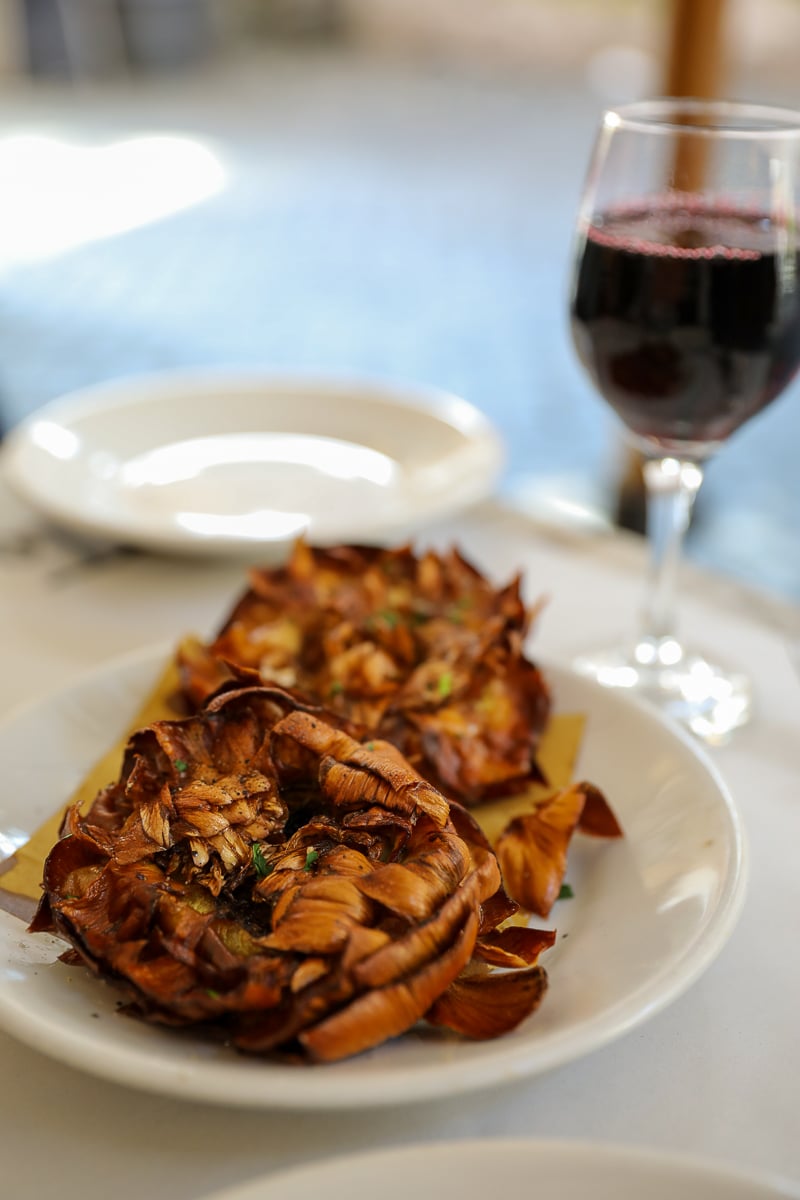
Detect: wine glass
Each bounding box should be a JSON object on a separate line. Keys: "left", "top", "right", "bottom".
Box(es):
{"left": 569, "top": 98, "right": 800, "bottom": 742}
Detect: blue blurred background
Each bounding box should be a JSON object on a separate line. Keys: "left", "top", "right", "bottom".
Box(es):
{"left": 0, "top": 0, "right": 798, "bottom": 599}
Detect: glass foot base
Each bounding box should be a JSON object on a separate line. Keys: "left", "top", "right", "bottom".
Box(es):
{"left": 573, "top": 636, "right": 752, "bottom": 745}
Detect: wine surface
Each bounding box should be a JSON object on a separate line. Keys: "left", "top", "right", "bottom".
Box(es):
{"left": 571, "top": 201, "right": 800, "bottom": 452}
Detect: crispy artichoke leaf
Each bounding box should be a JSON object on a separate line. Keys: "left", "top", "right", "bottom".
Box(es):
{"left": 472, "top": 925, "right": 557, "bottom": 968}
{"left": 299, "top": 912, "right": 479, "bottom": 1062}
{"left": 426, "top": 964, "right": 548, "bottom": 1039}
{"left": 495, "top": 783, "right": 588, "bottom": 917}
{"left": 576, "top": 781, "right": 624, "bottom": 838}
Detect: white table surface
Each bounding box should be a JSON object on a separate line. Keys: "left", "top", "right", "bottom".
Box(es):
{"left": 0, "top": 477, "right": 798, "bottom": 1199}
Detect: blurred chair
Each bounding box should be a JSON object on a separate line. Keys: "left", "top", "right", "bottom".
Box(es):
{"left": 0, "top": 0, "right": 25, "bottom": 74}
{"left": 22, "top": 0, "right": 213, "bottom": 76}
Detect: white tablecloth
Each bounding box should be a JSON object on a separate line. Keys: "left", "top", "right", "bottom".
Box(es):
{"left": 1, "top": 479, "right": 798, "bottom": 1198}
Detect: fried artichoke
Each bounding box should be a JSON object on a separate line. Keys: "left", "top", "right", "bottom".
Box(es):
{"left": 31, "top": 683, "right": 554, "bottom": 1061}
{"left": 176, "top": 542, "right": 551, "bottom": 806}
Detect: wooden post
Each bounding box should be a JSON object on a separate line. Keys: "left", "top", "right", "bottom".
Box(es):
{"left": 664, "top": 0, "right": 728, "bottom": 99}
{"left": 615, "top": 0, "right": 729, "bottom": 533}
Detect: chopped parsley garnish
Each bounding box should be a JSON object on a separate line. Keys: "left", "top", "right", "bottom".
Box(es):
{"left": 448, "top": 595, "right": 474, "bottom": 623}
{"left": 251, "top": 843, "right": 273, "bottom": 878}
{"left": 304, "top": 848, "right": 320, "bottom": 871}
{"left": 173, "top": 758, "right": 188, "bottom": 773}
{"left": 206, "top": 988, "right": 220, "bottom": 999}
{"left": 437, "top": 671, "right": 453, "bottom": 699}
{"left": 366, "top": 741, "right": 375, "bottom": 751}
{"left": 329, "top": 680, "right": 344, "bottom": 696}
{"left": 558, "top": 883, "right": 574, "bottom": 900}
{"left": 368, "top": 608, "right": 400, "bottom": 631}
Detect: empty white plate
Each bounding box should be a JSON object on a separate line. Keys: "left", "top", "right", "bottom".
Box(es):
{"left": 0, "top": 369, "right": 504, "bottom": 556}
{"left": 201, "top": 1140, "right": 799, "bottom": 1200}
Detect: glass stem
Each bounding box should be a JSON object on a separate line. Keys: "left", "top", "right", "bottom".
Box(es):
{"left": 639, "top": 456, "right": 704, "bottom": 648}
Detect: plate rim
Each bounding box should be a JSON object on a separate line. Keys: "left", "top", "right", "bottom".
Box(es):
{"left": 198, "top": 1138, "right": 800, "bottom": 1200}
{"left": 0, "top": 366, "right": 505, "bottom": 555}
{"left": 0, "top": 643, "right": 748, "bottom": 1110}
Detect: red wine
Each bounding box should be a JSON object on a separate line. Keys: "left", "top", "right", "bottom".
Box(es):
{"left": 570, "top": 200, "right": 800, "bottom": 453}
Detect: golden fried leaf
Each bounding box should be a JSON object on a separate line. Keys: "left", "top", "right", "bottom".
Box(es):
{"left": 426, "top": 964, "right": 548, "bottom": 1039}
{"left": 495, "top": 783, "right": 587, "bottom": 917}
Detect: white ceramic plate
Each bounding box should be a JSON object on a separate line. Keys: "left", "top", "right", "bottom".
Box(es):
{"left": 0, "top": 369, "right": 504, "bottom": 556}
{"left": 0, "top": 646, "right": 746, "bottom": 1110}
{"left": 201, "top": 1140, "right": 799, "bottom": 1200}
